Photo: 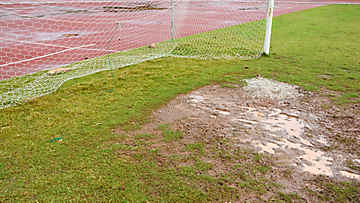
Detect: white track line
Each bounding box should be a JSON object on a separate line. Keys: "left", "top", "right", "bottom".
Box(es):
{"left": 0, "top": 44, "right": 95, "bottom": 67}
{"left": 0, "top": 37, "right": 117, "bottom": 52}
{"left": 39, "top": 18, "right": 118, "bottom": 25}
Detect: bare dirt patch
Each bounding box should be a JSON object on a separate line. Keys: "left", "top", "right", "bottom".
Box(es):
{"left": 116, "top": 77, "right": 360, "bottom": 201}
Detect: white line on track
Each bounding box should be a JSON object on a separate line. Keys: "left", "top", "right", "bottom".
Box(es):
{"left": 0, "top": 43, "right": 95, "bottom": 67}
{"left": 0, "top": 37, "right": 117, "bottom": 52}
{"left": 38, "top": 18, "right": 118, "bottom": 26}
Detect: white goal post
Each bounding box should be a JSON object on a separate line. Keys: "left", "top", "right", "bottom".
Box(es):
{"left": 264, "top": 0, "right": 275, "bottom": 55}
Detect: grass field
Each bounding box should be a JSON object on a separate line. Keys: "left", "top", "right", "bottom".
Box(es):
{"left": 0, "top": 5, "right": 360, "bottom": 201}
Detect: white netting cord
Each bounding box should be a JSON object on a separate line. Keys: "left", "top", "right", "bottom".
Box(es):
{"left": 171, "top": 0, "right": 267, "bottom": 58}
{"left": 0, "top": 0, "right": 268, "bottom": 109}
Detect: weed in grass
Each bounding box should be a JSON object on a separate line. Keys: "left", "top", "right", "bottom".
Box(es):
{"left": 185, "top": 143, "right": 205, "bottom": 154}
{"left": 278, "top": 192, "right": 302, "bottom": 203}
{"left": 158, "top": 124, "right": 183, "bottom": 142}
{"left": 194, "top": 159, "right": 213, "bottom": 172}
{"left": 135, "top": 133, "right": 154, "bottom": 140}
{"left": 255, "top": 165, "right": 270, "bottom": 174}
{"left": 310, "top": 177, "right": 360, "bottom": 202}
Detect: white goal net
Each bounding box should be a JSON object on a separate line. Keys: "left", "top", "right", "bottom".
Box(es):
{"left": 0, "top": 0, "right": 269, "bottom": 109}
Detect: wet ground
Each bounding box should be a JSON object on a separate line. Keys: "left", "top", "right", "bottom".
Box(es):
{"left": 128, "top": 77, "right": 360, "bottom": 199}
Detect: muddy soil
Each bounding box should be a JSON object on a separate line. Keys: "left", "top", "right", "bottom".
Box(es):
{"left": 118, "top": 77, "right": 360, "bottom": 201}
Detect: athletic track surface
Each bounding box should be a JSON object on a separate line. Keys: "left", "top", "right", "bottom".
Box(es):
{"left": 0, "top": 0, "right": 359, "bottom": 80}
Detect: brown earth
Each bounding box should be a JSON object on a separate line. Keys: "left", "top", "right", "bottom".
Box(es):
{"left": 116, "top": 77, "right": 360, "bottom": 201}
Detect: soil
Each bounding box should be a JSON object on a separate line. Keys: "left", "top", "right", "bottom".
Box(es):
{"left": 116, "top": 77, "right": 360, "bottom": 201}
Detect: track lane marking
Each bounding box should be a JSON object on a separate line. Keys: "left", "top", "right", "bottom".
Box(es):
{"left": 0, "top": 43, "right": 95, "bottom": 67}
{"left": 0, "top": 38, "right": 117, "bottom": 53}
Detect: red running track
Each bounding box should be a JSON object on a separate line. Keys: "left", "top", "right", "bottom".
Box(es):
{"left": 0, "top": 0, "right": 358, "bottom": 80}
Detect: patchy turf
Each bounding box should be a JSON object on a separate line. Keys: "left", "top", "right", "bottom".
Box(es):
{"left": 0, "top": 4, "right": 360, "bottom": 201}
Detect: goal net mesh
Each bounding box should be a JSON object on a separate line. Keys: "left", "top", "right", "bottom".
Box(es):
{"left": 0, "top": 0, "right": 268, "bottom": 109}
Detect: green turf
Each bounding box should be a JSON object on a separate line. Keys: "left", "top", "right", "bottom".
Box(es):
{"left": 0, "top": 5, "right": 360, "bottom": 201}
{"left": 170, "top": 19, "right": 265, "bottom": 58}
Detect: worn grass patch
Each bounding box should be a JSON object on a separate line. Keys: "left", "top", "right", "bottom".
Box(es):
{"left": 308, "top": 176, "right": 360, "bottom": 202}
{"left": 0, "top": 4, "right": 360, "bottom": 201}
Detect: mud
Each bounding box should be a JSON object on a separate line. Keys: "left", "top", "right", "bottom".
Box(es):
{"left": 116, "top": 77, "right": 359, "bottom": 200}
{"left": 136, "top": 77, "right": 360, "bottom": 183}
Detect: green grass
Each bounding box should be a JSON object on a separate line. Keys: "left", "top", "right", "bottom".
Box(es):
{"left": 170, "top": 19, "right": 265, "bottom": 58}
{"left": 308, "top": 176, "right": 360, "bottom": 202}
{"left": 158, "top": 124, "right": 183, "bottom": 142}
{"left": 1, "top": 5, "right": 360, "bottom": 201}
